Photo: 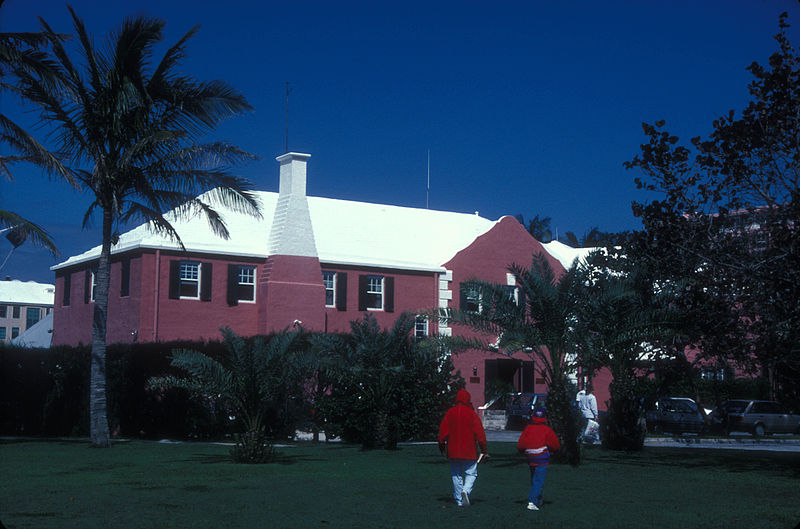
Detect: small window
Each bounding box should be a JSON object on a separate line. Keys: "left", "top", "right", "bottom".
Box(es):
{"left": 12, "top": 306, "right": 20, "bottom": 319}
{"left": 366, "top": 275, "right": 383, "bottom": 311}
{"left": 414, "top": 316, "right": 428, "bottom": 338}
{"left": 0, "top": 305, "right": 6, "bottom": 318}
{"left": 11, "top": 327, "right": 19, "bottom": 339}
{"left": 26, "top": 307, "right": 41, "bottom": 329}
{"left": 236, "top": 265, "right": 256, "bottom": 302}
{"left": 463, "top": 286, "right": 481, "bottom": 313}
{"left": 323, "top": 271, "right": 336, "bottom": 307}
{"left": 179, "top": 262, "right": 201, "bottom": 299}
{"left": 90, "top": 270, "right": 98, "bottom": 302}
{"left": 0, "top": 327, "right": 6, "bottom": 339}
{"left": 120, "top": 259, "right": 130, "bottom": 297}
{"left": 63, "top": 273, "right": 71, "bottom": 306}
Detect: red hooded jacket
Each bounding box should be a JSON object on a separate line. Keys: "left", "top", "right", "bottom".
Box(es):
{"left": 517, "top": 415, "right": 560, "bottom": 467}
{"left": 438, "top": 390, "right": 488, "bottom": 460}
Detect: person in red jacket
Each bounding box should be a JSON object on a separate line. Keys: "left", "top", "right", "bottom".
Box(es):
{"left": 516, "top": 406, "right": 560, "bottom": 511}
{"left": 438, "top": 389, "right": 488, "bottom": 507}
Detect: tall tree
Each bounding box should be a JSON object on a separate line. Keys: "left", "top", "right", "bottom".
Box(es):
{"left": 625, "top": 12, "right": 800, "bottom": 406}
{"left": 15, "top": 9, "right": 260, "bottom": 447}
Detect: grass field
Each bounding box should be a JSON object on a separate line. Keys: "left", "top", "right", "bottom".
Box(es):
{"left": 2, "top": 439, "right": 799, "bottom": 529}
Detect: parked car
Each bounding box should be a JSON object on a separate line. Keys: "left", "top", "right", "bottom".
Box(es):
{"left": 506, "top": 392, "right": 547, "bottom": 430}
{"left": 711, "top": 399, "right": 800, "bottom": 436}
{"left": 645, "top": 397, "right": 706, "bottom": 434}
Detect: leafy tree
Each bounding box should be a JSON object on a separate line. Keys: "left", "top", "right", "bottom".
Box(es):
{"left": 313, "top": 313, "right": 460, "bottom": 450}
{"left": 446, "top": 255, "right": 583, "bottom": 464}
{"left": 148, "top": 328, "right": 309, "bottom": 463}
{"left": 625, "top": 12, "right": 800, "bottom": 406}
{"left": 14, "top": 9, "right": 260, "bottom": 447}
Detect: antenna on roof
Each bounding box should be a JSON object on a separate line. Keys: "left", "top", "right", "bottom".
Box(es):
{"left": 285, "top": 81, "right": 293, "bottom": 153}
{"left": 426, "top": 149, "right": 430, "bottom": 209}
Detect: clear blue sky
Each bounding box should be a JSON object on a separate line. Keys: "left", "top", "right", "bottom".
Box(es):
{"left": 2, "top": 0, "right": 799, "bottom": 284}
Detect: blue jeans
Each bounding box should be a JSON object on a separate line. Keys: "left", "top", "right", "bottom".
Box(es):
{"left": 528, "top": 465, "right": 548, "bottom": 506}
{"left": 449, "top": 458, "right": 478, "bottom": 505}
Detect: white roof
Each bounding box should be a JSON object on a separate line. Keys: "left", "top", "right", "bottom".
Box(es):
{"left": 10, "top": 312, "right": 53, "bottom": 348}
{"left": 0, "top": 279, "right": 55, "bottom": 305}
{"left": 541, "top": 240, "right": 599, "bottom": 269}
{"left": 53, "top": 192, "right": 499, "bottom": 272}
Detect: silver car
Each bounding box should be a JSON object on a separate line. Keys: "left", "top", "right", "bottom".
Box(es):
{"left": 721, "top": 400, "right": 800, "bottom": 436}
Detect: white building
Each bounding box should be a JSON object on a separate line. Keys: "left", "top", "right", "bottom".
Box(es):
{"left": 0, "top": 279, "right": 55, "bottom": 344}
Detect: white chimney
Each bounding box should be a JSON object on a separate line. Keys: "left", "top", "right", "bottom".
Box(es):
{"left": 276, "top": 152, "right": 311, "bottom": 197}
{"left": 267, "top": 152, "right": 318, "bottom": 257}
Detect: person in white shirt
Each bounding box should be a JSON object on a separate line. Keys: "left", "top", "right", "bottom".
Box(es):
{"left": 576, "top": 386, "right": 599, "bottom": 443}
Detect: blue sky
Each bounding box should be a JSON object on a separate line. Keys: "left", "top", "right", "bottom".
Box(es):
{"left": 2, "top": 0, "right": 799, "bottom": 284}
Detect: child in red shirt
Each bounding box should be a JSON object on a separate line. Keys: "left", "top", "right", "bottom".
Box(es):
{"left": 516, "top": 407, "right": 560, "bottom": 510}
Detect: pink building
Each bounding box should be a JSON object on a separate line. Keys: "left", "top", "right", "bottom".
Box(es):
{"left": 51, "top": 153, "right": 566, "bottom": 404}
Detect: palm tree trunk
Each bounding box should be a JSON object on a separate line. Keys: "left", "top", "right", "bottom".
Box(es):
{"left": 89, "top": 208, "right": 112, "bottom": 447}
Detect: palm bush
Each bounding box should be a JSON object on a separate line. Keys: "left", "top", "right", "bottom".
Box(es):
{"left": 148, "top": 328, "right": 309, "bottom": 463}
{"left": 313, "top": 313, "right": 460, "bottom": 450}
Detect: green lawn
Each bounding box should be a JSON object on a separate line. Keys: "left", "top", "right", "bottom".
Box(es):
{"left": 1, "top": 439, "right": 798, "bottom": 529}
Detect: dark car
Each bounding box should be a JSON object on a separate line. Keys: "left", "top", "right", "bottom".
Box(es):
{"left": 506, "top": 392, "right": 547, "bottom": 430}
{"left": 645, "top": 397, "right": 706, "bottom": 434}
{"left": 713, "top": 399, "right": 800, "bottom": 436}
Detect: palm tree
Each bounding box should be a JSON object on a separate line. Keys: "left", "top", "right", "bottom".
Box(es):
{"left": 0, "top": 3, "right": 72, "bottom": 255}
{"left": 447, "top": 255, "right": 584, "bottom": 464}
{"left": 149, "top": 328, "right": 309, "bottom": 462}
{"left": 15, "top": 8, "right": 260, "bottom": 447}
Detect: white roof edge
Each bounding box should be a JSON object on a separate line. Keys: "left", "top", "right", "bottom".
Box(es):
{"left": 51, "top": 243, "right": 269, "bottom": 271}
{"left": 320, "top": 259, "right": 446, "bottom": 273}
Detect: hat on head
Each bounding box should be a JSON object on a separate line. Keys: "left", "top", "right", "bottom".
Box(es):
{"left": 532, "top": 407, "right": 547, "bottom": 419}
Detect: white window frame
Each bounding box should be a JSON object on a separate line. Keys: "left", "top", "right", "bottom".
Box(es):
{"left": 179, "top": 261, "right": 201, "bottom": 300}
{"left": 236, "top": 265, "right": 256, "bottom": 303}
{"left": 414, "top": 316, "right": 429, "bottom": 338}
{"left": 90, "top": 270, "right": 98, "bottom": 302}
{"left": 323, "top": 271, "right": 336, "bottom": 307}
{"left": 366, "top": 275, "right": 384, "bottom": 311}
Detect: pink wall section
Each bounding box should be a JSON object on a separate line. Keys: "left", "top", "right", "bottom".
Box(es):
{"left": 321, "top": 265, "right": 438, "bottom": 333}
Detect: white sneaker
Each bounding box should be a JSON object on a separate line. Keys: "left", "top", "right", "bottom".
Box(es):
{"left": 527, "top": 502, "right": 539, "bottom": 511}
{"left": 461, "top": 490, "right": 470, "bottom": 507}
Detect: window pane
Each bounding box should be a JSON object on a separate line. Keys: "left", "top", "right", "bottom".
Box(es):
{"left": 366, "top": 275, "right": 383, "bottom": 309}
{"left": 0, "top": 328, "right": 5, "bottom": 339}
{"left": 179, "top": 262, "right": 200, "bottom": 299}
{"left": 323, "top": 271, "right": 335, "bottom": 306}
{"left": 236, "top": 266, "right": 256, "bottom": 301}
{"left": 26, "top": 307, "right": 41, "bottom": 329}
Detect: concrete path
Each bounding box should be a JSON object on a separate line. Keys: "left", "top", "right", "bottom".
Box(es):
{"left": 485, "top": 429, "right": 800, "bottom": 452}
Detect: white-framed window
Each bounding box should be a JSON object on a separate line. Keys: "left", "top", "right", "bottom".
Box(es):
{"left": 414, "top": 316, "right": 429, "bottom": 338}
{"left": 236, "top": 265, "right": 256, "bottom": 302}
{"left": 179, "top": 261, "right": 201, "bottom": 299}
{"left": 323, "top": 271, "right": 336, "bottom": 307}
{"left": 90, "top": 270, "right": 98, "bottom": 302}
{"left": 366, "top": 275, "right": 383, "bottom": 310}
